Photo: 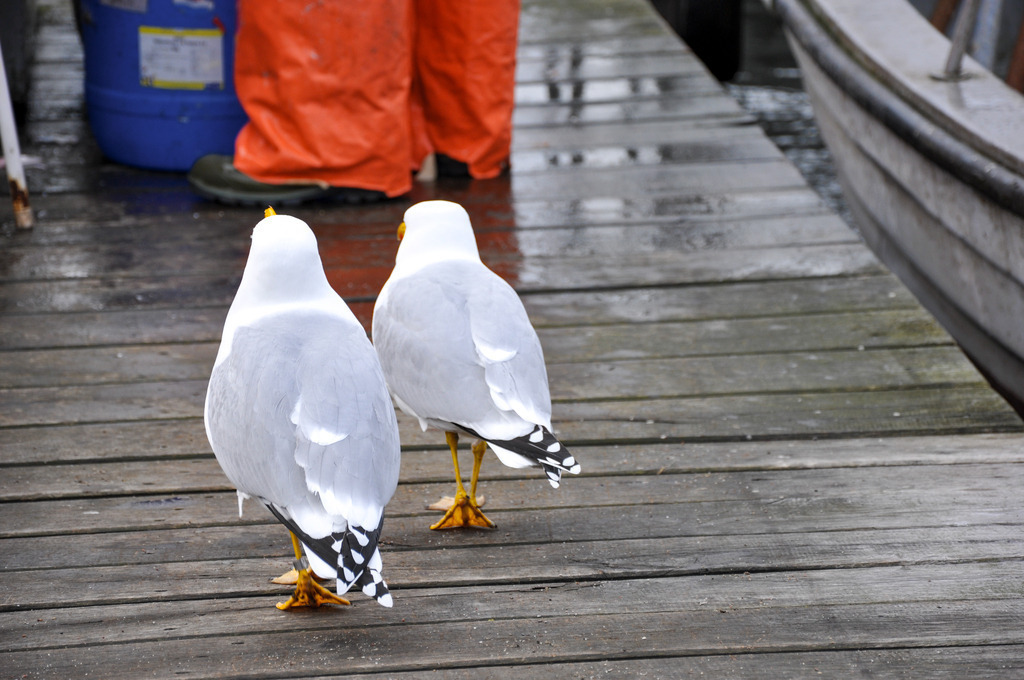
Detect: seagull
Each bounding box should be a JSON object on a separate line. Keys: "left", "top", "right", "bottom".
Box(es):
{"left": 372, "top": 200, "right": 580, "bottom": 530}
{"left": 205, "top": 207, "right": 401, "bottom": 609}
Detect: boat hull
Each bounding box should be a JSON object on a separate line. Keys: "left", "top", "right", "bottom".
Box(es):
{"left": 775, "top": 0, "right": 1024, "bottom": 416}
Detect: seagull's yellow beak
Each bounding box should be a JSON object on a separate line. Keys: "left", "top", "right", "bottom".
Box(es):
{"left": 265, "top": 206, "right": 277, "bottom": 218}
{"left": 397, "top": 221, "right": 406, "bottom": 241}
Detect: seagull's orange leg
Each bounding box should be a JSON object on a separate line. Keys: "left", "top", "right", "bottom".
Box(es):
{"left": 430, "top": 432, "right": 496, "bottom": 530}
{"left": 469, "top": 439, "right": 488, "bottom": 506}
{"left": 276, "top": 531, "right": 350, "bottom": 610}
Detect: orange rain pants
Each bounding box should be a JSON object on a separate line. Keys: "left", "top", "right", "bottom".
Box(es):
{"left": 233, "top": 0, "right": 520, "bottom": 198}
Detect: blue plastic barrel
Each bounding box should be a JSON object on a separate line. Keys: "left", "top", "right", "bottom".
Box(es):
{"left": 79, "top": 0, "right": 247, "bottom": 171}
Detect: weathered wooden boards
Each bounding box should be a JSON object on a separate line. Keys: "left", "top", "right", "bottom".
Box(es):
{"left": 1, "top": 0, "right": 1022, "bottom": 677}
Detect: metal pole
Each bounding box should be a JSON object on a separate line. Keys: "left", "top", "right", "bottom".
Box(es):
{"left": 0, "top": 39, "right": 33, "bottom": 229}
{"left": 943, "top": 0, "right": 984, "bottom": 79}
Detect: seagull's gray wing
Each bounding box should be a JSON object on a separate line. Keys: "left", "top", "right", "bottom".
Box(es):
{"left": 375, "top": 269, "right": 494, "bottom": 429}
{"left": 206, "top": 319, "right": 312, "bottom": 515}
{"left": 289, "top": 314, "right": 402, "bottom": 530}
{"left": 463, "top": 264, "right": 552, "bottom": 428}
{"left": 206, "top": 310, "right": 400, "bottom": 533}
{"left": 374, "top": 261, "right": 550, "bottom": 437}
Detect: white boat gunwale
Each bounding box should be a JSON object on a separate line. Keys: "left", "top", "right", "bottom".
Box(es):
{"left": 770, "top": 0, "right": 1024, "bottom": 217}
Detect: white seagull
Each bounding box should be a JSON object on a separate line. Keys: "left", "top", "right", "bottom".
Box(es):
{"left": 205, "top": 208, "right": 401, "bottom": 609}
{"left": 372, "top": 200, "right": 580, "bottom": 530}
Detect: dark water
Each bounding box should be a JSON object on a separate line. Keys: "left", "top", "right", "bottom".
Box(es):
{"left": 724, "top": 0, "right": 855, "bottom": 227}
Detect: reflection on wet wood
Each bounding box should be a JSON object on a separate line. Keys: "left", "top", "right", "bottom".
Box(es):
{"left": 1, "top": 0, "right": 1022, "bottom": 677}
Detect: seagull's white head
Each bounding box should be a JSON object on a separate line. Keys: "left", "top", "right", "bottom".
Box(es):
{"left": 238, "top": 212, "right": 334, "bottom": 305}
{"left": 216, "top": 211, "right": 350, "bottom": 368}
{"left": 394, "top": 200, "right": 481, "bottom": 272}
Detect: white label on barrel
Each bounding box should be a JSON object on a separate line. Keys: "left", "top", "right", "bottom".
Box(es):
{"left": 139, "top": 27, "right": 224, "bottom": 90}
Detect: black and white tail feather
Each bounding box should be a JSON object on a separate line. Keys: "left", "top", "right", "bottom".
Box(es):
{"left": 267, "top": 505, "right": 393, "bottom": 607}
{"left": 465, "top": 424, "right": 580, "bottom": 488}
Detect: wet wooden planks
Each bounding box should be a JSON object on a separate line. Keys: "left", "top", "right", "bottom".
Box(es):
{"left": 2, "top": 0, "right": 1023, "bottom": 677}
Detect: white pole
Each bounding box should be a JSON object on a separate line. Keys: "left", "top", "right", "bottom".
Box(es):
{"left": 0, "top": 39, "right": 34, "bottom": 229}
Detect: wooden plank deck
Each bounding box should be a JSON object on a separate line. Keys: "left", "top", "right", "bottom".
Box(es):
{"left": 2, "top": 0, "right": 1023, "bottom": 676}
